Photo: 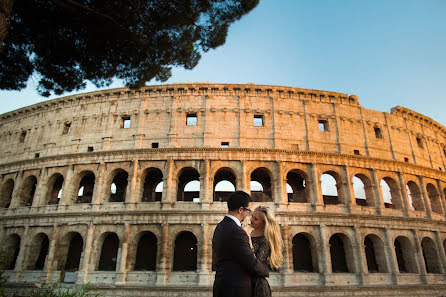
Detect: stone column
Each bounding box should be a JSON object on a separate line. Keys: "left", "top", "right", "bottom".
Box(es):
{"left": 116, "top": 223, "right": 130, "bottom": 285}
{"left": 14, "top": 225, "right": 29, "bottom": 281}
{"left": 282, "top": 225, "right": 293, "bottom": 274}
{"left": 369, "top": 169, "right": 384, "bottom": 215}
{"left": 198, "top": 223, "right": 210, "bottom": 285}
{"left": 162, "top": 159, "right": 174, "bottom": 208}
{"left": 341, "top": 166, "right": 354, "bottom": 211}
{"left": 199, "top": 160, "right": 211, "bottom": 207}
{"left": 10, "top": 171, "right": 24, "bottom": 208}
{"left": 411, "top": 229, "right": 427, "bottom": 284}
{"left": 239, "top": 161, "right": 250, "bottom": 194}
{"left": 91, "top": 163, "right": 106, "bottom": 209}
{"left": 33, "top": 168, "right": 47, "bottom": 207}
{"left": 156, "top": 223, "right": 169, "bottom": 286}
{"left": 434, "top": 231, "right": 446, "bottom": 273}
{"left": 275, "top": 161, "right": 287, "bottom": 206}
{"left": 77, "top": 223, "right": 95, "bottom": 284}
{"left": 417, "top": 176, "right": 432, "bottom": 219}
{"left": 435, "top": 179, "right": 446, "bottom": 218}
{"left": 128, "top": 160, "right": 139, "bottom": 209}
{"left": 60, "top": 165, "right": 74, "bottom": 205}
{"left": 317, "top": 224, "right": 329, "bottom": 285}
{"left": 383, "top": 229, "right": 399, "bottom": 284}
{"left": 396, "top": 172, "right": 410, "bottom": 216}
{"left": 352, "top": 226, "right": 365, "bottom": 285}
{"left": 45, "top": 225, "right": 60, "bottom": 283}
{"left": 307, "top": 164, "right": 323, "bottom": 207}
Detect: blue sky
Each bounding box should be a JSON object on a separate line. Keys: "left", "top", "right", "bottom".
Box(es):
{"left": 1, "top": 0, "right": 445, "bottom": 126}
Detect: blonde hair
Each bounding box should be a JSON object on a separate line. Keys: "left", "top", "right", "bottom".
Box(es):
{"left": 255, "top": 206, "right": 283, "bottom": 270}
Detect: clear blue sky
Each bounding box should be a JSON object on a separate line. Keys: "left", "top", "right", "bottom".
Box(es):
{"left": 1, "top": 0, "right": 445, "bottom": 126}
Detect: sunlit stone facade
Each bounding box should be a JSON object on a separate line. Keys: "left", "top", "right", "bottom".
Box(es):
{"left": 1, "top": 83, "right": 446, "bottom": 296}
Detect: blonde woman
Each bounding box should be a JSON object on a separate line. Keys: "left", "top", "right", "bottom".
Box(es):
{"left": 249, "top": 206, "right": 283, "bottom": 297}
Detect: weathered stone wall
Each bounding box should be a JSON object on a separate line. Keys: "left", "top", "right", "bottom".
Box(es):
{"left": 1, "top": 83, "right": 446, "bottom": 297}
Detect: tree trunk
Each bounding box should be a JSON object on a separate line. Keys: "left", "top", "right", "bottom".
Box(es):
{"left": 0, "top": 0, "right": 15, "bottom": 54}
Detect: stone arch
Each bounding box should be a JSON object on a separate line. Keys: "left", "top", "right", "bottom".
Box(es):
{"left": 56, "top": 232, "right": 84, "bottom": 272}
{"left": 25, "top": 232, "right": 49, "bottom": 270}
{"left": 292, "top": 232, "right": 318, "bottom": 272}
{"left": 172, "top": 231, "right": 197, "bottom": 271}
{"left": 2, "top": 234, "right": 21, "bottom": 270}
{"left": 321, "top": 171, "right": 345, "bottom": 205}
{"left": 250, "top": 167, "right": 273, "bottom": 202}
{"left": 213, "top": 167, "right": 237, "bottom": 202}
{"left": 141, "top": 167, "right": 163, "bottom": 202}
{"left": 19, "top": 175, "right": 37, "bottom": 206}
{"left": 426, "top": 183, "right": 443, "bottom": 214}
{"left": 177, "top": 167, "right": 200, "bottom": 202}
{"left": 406, "top": 181, "right": 424, "bottom": 211}
{"left": 286, "top": 169, "right": 308, "bottom": 203}
{"left": 74, "top": 171, "right": 95, "bottom": 204}
{"left": 133, "top": 231, "right": 157, "bottom": 271}
{"left": 353, "top": 174, "right": 374, "bottom": 207}
{"left": 107, "top": 169, "right": 128, "bottom": 202}
{"left": 381, "top": 177, "right": 403, "bottom": 209}
{"left": 0, "top": 179, "right": 14, "bottom": 208}
{"left": 364, "top": 234, "right": 387, "bottom": 273}
{"left": 421, "top": 237, "right": 441, "bottom": 273}
{"left": 44, "top": 173, "right": 64, "bottom": 205}
{"left": 394, "top": 236, "right": 418, "bottom": 273}
{"left": 97, "top": 232, "right": 120, "bottom": 271}
{"left": 329, "top": 233, "right": 355, "bottom": 273}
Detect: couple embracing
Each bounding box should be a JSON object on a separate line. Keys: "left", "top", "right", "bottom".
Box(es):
{"left": 212, "top": 191, "right": 283, "bottom": 297}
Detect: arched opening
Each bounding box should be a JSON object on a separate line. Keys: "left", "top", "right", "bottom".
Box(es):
{"left": 292, "top": 233, "right": 317, "bottom": 272}
{"left": 76, "top": 171, "right": 95, "bottom": 203}
{"left": 426, "top": 184, "right": 443, "bottom": 214}
{"left": 353, "top": 174, "right": 374, "bottom": 207}
{"left": 329, "top": 233, "right": 354, "bottom": 273}
{"left": 26, "top": 233, "right": 49, "bottom": 270}
{"left": 109, "top": 170, "right": 128, "bottom": 202}
{"left": 45, "top": 174, "right": 64, "bottom": 205}
{"left": 381, "top": 177, "right": 403, "bottom": 209}
{"left": 3, "top": 234, "right": 21, "bottom": 270}
{"left": 141, "top": 168, "right": 163, "bottom": 202}
{"left": 177, "top": 167, "right": 200, "bottom": 202}
{"left": 406, "top": 181, "right": 424, "bottom": 211}
{"left": 364, "top": 234, "right": 387, "bottom": 273}
{"left": 250, "top": 167, "right": 273, "bottom": 202}
{"left": 64, "top": 233, "right": 83, "bottom": 271}
{"left": 19, "top": 175, "right": 37, "bottom": 206}
{"left": 287, "top": 170, "right": 307, "bottom": 203}
{"left": 98, "top": 233, "right": 119, "bottom": 271}
{"left": 394, "top": 236, "right": 418, "bottom": 273}
{"left": 321, "top": 172, "right": 344, "bottom": 205}
{"left": 421, "top": 237, "right": 441, "bottom": 273}
{"left": 0, "top": 179, "right": 14, "bottom": 208}
{"left": 213, "top": 168, "right": 236, "bottom": 202}
{"left": 134, "top": 232, "right": 157, "bottom": 271}
{"left": 172, "top": 231, "right": 197, "bottom": 271}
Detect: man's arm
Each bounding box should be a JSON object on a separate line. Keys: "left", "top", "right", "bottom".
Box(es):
{"left": 231, "top": 227, "right": 269, "bottom": 277}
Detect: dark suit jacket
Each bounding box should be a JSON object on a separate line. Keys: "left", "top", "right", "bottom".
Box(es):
{"left": 212, "top": 216, "right": 269, "bottom": 297}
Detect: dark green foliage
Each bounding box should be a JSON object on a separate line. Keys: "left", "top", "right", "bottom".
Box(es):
{"left": 0, "top": 0, "right": 259, "bottom": 96}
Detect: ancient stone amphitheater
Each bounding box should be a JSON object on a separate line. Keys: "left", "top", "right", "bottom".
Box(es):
{"left": 1, "top": 83, "right": 446, "bottom": 297}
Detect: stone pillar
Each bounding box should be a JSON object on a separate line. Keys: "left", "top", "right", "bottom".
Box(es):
{"left": 45, "top": 225, "right": 60, "bottom": 283}
{"left": 435, "top": 179, "right": 446, "bottom": 218}
{"left": 396, "top": 172, "right": 410, "bottom": 216}
{"left": 198, "top": 223, "right": 210, "bottom": 285}
{"left": 240, "top": 161, "right": 250, "bottom": 194}
{"left": 128, "top": 160, "right": 139, "bottom": 209}
{"left": 411, "top": 229, "right": 427, "bottom": 284}
{"left": 162, "top": 159, "right": 174, "bottom": 208}
{"left": 275, "top": 161, "right": 287, "bottom": 206}
{"left": 307, "top": 164, "right": 323, "bottom": 207}
{"left": 10, "top": 171, "right": 24, "bottom": 208}
{"left": 341, "top": 166, "right": 354, "bottom": 211}
{"left": 77, "top": 223, "right": 94, "bottom": 284}
{"left": 417, "top": 176, "right": 432, "bottom": 219}
{"left": 199, "top": 160, "right": 211, "bottom": 206}
{"left": 60, "top": 165, "right": 74, "bottom": 205}
{"left": 318, "top": 224, "right": 329, "bottom": 285}
{"left": 33, "top": 168, "right": 47, "bottom": 207}
{"left": 434, "top": 231, "right": 446, "bottom": 273}
{"left": 383, "top": 229, "right": 399, "bottom": 284}
{"left": 352, "top": 226, "right": 365, "bottom": 285}
{"left": 91, "top": 163, "right": 106, "bottom": 208}
{"left": 282, "top": 225, "right": 293, "bottom": 274}
{"left": 14, "top": 225, "right": 29, "bottom": 281}
{"left": 156, "top": 223, "right": 169, "bottom": 286}
{"left": 116, "top": 223, "right": 130, "bottom": 285}
{"left": 369, "top": 169, "right": 384, "bottom": 215}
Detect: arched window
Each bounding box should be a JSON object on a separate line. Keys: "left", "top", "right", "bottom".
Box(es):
{"left": 364, "top": 235, "right": 387, "bottom": 273}
{"left": 0, "top": 179, "right": 14, "bottom": 208}
{"left": 177, "top": 168, "right": 200, "bottom": 202}
{"left": 394, "top": 236, "right": 418, "bottom": 273}
{"left": 292, "top": 233, "right": 316, "bottom": 272}
{"left": 173, "top": 232, "right": 197, "bottom": 271}
{"left": 426, "top": 184, "right": 443, "bottom": 214}
{"left": 287, "top": 170, "right": 307, "bottom": 203}
{"left": 321, "top": 172, "right": 344, "bottom": 205}
{"left": 4, "top": 234, "right": 21, "bottom": 270}
{"left": 250, "top": 167, "right": 273, "bottom": 202}
{"left": 406, "top": 181, "right": 424, "bottom": 211}
{"left": 77, "top": 171, "right": 95, "bottom": 203}
{"left": 19, "top": 175, "right": 37, "bottom": 206}
{"left": 421, "top": 237, "right": 441, "bottom": 273}
{"left": 64, "top": 233, "right": 84, "bottom": 271}
{"left": 109, "top": 170, "right": 128, "bottom": 202}
{"left": 134, "top": 232, "right": 157, "bottom": 271}
{"left": 98, "top": 233, "right": 119, "bottom": 271}
{"left": 380, "top": 177, "right": 403, "bottom": 209}
{"left": 26, "top": 233, "right": 49, "bottom": 270}
{"left": 45, "top": 174, "right": 64, "bottom": 205}
{"left": 213, "top": 168, "right": 236, "bottom": 202}
{"left": 353, "top": 174, "right": 374, "bottom": 207}
{"left": 142, "top": 168, "right": 163, "bottom": 202}
{"left": 329, "top": 233, "right": 354, "bottom": 273}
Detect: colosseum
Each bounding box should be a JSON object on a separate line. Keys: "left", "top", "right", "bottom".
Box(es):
{"left": 1, "top": 82, "right": 446, "bottom": 297}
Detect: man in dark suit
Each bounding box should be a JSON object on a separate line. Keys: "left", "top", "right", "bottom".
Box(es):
{"left": 212, "top": 191, "right": 269, "bottom": 297}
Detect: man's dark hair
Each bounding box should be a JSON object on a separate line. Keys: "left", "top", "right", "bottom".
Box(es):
{"left": 227, "top": 191, "right": 251, "bottom": 211}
